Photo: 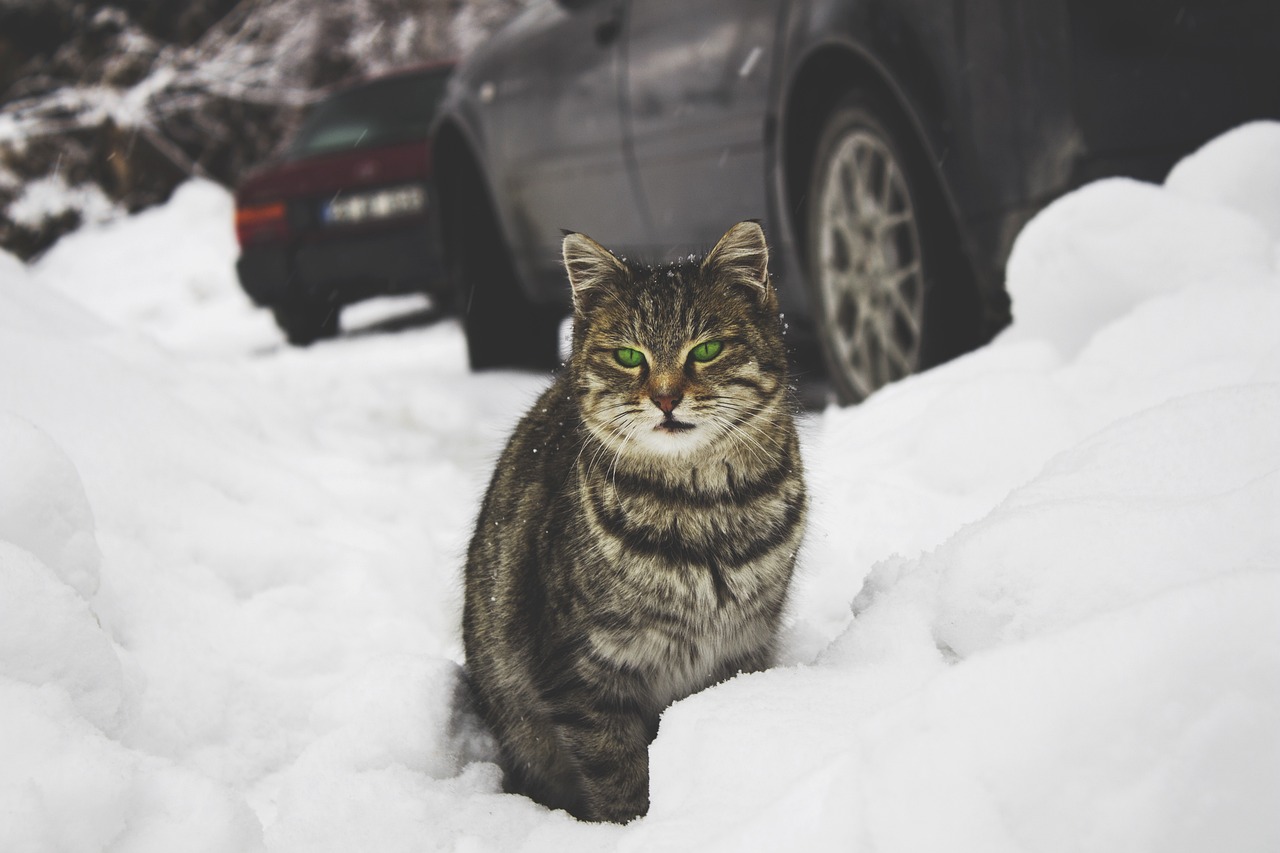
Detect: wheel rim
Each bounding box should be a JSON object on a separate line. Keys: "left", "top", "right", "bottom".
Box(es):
{"left": 815, "top": 128, "right": 925, "bottom": 399}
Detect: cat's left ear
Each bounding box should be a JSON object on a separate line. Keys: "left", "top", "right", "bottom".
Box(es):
{"left": 563, "top": 230, "right": 629, "bottom": 314}
{"left": 702, "top": 221, "right": 776, "bottom": 309}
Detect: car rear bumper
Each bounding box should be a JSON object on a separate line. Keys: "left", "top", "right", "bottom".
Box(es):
{"left": 236, "top": 221, "right": 446, "bottom": 308}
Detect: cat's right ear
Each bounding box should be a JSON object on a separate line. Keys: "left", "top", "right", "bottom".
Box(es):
{"left": 563, "top": 231, "right": 629, "bottom": 313}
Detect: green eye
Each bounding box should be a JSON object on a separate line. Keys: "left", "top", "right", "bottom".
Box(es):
{"left": 690, "top": 340, "right": 723, "bottom": 363}
{"left": 615, "top": 347, "right": 645, "bottom": 368}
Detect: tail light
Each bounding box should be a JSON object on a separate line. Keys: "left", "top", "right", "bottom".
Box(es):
{"left": 235, "top": 202, "right": 289, "bottom": 247}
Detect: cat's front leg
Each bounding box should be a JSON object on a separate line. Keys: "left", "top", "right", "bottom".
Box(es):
{"left": 576, "top": 720, "right": 650, "bottom": 822}
{"left": 549, "top": 691, "right": 653, "bottom": 822}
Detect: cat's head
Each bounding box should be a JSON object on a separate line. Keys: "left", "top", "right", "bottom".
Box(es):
{"left": 562, "top": 221, "right": 790, "bottom": 461}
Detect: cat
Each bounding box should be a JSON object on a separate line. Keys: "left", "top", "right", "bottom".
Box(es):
{"left": 462, "top": 221, "right": 807, "bottom": 823}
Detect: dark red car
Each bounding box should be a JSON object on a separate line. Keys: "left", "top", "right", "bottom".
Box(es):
{"left": 234, "top": 62, "right": 454, "bottom": 344}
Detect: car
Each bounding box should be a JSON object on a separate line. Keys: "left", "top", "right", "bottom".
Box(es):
{"left": 431, "top": 1, "right": 1278, "bottom": 402}
{"left": 234, "top": 62, "right": 454, "bottom": 345}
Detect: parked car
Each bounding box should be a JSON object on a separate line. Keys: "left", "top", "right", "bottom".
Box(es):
{"left": 431, "top": 1, "right": 1277, "bottom": 402}
{"left": 234, "top": 62, "right": 454, "bottom": 345}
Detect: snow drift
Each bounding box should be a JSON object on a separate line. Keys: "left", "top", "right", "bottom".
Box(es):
{"left": 1, "top": 122, "right": 1277, "bottom": 851}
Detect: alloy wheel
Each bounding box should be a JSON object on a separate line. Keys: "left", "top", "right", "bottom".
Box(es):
{"left": 813, "top": 128, "right": 925, "bottom": 400}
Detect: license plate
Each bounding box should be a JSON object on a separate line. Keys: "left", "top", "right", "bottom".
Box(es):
{"left": 322, "top": 184, "right": 425, "bottom": 225}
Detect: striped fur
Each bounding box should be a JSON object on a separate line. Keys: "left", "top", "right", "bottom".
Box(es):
{"left": 463, "top": 222, "right": 807, "bottom": 823}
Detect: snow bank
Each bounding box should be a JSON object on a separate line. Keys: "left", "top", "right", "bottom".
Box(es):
{"left": 29, "top": 178, "right": 282, "bottom": 355}
{"left": 0, "top": 375, "right": 264, "bottom": 851}
{"left": 0, "top": 414, "right": 102, "bottom": 597}
{"left": 6, "top": 174, "right": 123, "bottom": 230}
{"left": 1, "top": 123, "right": 1277, "bottom": 851}
{"left": 1166, "top": 121, "right": 1280, "bottom": 241}
{"left": 651, "top": 122, "right": 1280, "bottom": 852}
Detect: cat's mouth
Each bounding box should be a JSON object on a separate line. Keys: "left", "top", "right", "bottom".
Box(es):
{"left": 655, "top": 419, "right": 695, "bottom": 433}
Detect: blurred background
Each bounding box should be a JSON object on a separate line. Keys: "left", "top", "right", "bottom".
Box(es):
{"left": 0, "top": 0, "right": 527, "bottom": 259}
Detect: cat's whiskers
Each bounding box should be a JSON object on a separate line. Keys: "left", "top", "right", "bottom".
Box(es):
{"left": 585, "top": 403, "right": 642, "bottom": 453}
{"left": 612, "top": 415, "right": 647, "bottom": 482}
{"left": 584, "top": 428, "right": 622, "bottom": 483}
{"left": 704, "top": 404, "right": 779, "bottom": 471}
{"left": 580, "top": 401, "right": 648, "bottom": 479}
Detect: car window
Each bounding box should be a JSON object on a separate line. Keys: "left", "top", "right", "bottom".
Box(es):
{"left": 287, "top": 70, "right": 450, "bottom": 158}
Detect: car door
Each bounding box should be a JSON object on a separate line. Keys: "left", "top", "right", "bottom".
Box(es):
{"left": 490, "top": 0, "right": 640, "bottom": 290}
{"left": 622, "top": 0, "right": 787, "bottom": 255}
{"left": 1063, "top": 0, "right": 1279, "bottom": 179}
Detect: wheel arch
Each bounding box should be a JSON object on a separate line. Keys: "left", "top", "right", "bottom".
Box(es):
{"left": 432, "top": 118, "right": 494, "bottom": 277}
{"left": 779, "top": 39, "right": 988, "bottom": 386}
{"left": 431, "top": 116, "right": 563, "bottom": 369}
{"left": 780, "top": 41, "right": 959, "bottom": 277}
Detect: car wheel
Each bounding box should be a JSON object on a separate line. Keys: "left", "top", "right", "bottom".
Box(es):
{"left": 804, "top": 92, "right": 950, "bottom": 403}
{"left": 451, "top": 195, "right": 561, "bottom": 371}
{"left": 272, "top": 300, "right": 340, "bottom": 346}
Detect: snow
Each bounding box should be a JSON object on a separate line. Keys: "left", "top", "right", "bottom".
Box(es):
{"left": 6, "top": 174, "right": 124, "bottom": 230}
{"left": 1, "top": 122, "right": 1278, "bottom": 851}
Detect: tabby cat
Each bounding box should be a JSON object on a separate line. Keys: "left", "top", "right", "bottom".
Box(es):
{"left": 462, "top": 221, "right": 807, "bottom": 823}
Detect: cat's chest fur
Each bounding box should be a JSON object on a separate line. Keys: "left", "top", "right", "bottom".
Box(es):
{"left": 571, "top": 453, "right": 802, "bottom": 705}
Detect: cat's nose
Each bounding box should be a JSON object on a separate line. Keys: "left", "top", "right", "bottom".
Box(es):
{"left": 651, "top": 391, "right": 682, "bottom": 415}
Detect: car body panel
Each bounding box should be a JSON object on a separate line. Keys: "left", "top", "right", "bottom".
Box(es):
{"left": 493, "top": 1, "right": 638, "bottom": 272}
{"left": 624, "top": 0, "right": 786, "bottom": 251}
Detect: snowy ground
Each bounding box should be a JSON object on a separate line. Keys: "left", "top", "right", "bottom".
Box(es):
{"left": 2, "top": 123, "right": 1278, "bottom": 852}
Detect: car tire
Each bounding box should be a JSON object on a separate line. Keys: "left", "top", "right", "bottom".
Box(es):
{"left": 804, "top": 90, "right": 968, "bottom": 403}
{"left": 272, "top": 300, "right": 340, "bottom": 346}
{"left": 451, "top": 192, "right": 561, "bottom": 371}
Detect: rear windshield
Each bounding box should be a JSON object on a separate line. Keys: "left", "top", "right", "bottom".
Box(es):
{"left": 286, "top": 69, "right": 450, "bottom": 159}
